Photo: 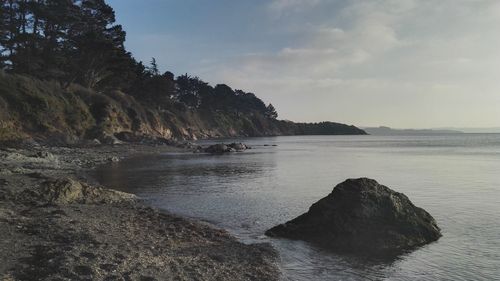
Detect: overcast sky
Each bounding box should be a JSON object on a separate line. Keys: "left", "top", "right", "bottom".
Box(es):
{"left": 108, "top": 0, "right": 500, "bottom": 128}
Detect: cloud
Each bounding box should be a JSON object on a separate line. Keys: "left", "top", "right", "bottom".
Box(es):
{"left": 206, "top": 1, "right": 405, "bottom": 81}
{"left": 196, "top": 0, "right": 500, "bottom": 127}
{"left": 268, "top": 0, "right": 324, "bottom": 16}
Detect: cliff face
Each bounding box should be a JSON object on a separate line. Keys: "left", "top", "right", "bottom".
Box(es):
{"left": 0, "top": 74, "right": 365, "bottom": 144}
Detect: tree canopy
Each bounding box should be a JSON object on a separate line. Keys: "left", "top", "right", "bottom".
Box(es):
{"left": 0, "top": 0, "right": 277, "bottom": 119}
{"left": 0, "top": 0, "right": 136, "bottom": 88}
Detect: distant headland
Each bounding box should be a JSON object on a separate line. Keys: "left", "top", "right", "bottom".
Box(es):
{"left": 363, "top": 126, "right": 464, "bottom": 135}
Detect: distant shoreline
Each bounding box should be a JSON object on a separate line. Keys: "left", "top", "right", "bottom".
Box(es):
{"left": 363, "top": 126, "right": 463, "bottom": 135}
{"left": 363, "top": 126, "right": 500, "bottom": 135}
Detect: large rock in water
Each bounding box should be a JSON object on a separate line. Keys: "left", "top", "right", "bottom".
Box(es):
{"left": 266, "top": 178, "right": 441, "bottom": 255}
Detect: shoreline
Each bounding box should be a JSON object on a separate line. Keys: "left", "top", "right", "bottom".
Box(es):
{"left": 0, "top": 144, "right": 281, "bottom": 280}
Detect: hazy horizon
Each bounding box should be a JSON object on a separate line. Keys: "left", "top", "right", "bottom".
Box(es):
{"left": 362, "top": 126, "right": 500, "bottom": 133}
{"left": 109, "top": 0, "right": 500, "bottom": 129}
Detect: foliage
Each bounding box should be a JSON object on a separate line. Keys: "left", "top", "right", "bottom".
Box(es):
{"left": 293, "top": 122, "right": 366, "bottom": 135}
{"left": 0, "top": 0, "right": 274, "bottom": 117}
{"left": 266, "top": 104, "right": 278, "bottom": 119}
{"left": 0, "top": 0, "right": 137, "bottom": 89}
{"left": 0, "top": 73, "right": 95, "bottom": 138}
{"left": 0, "top": 1, "right": 367, "bottom": 142}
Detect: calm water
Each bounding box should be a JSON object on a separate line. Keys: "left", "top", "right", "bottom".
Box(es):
{"left": 93, "top": 135, "right": 500, "bottom": 281}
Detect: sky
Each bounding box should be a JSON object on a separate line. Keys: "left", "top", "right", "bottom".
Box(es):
{"left": 107, "top": 0, "right": 500, "bottom": 128}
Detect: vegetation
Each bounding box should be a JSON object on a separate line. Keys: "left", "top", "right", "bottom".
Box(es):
{"left": 0, "top": 1, "right": 275, "bottom": 116}
{"left": 0, "top": 0, "right": 365, "bottom": 143}
{"left": 293, "top": 122, "right": 366, "bottom": 135}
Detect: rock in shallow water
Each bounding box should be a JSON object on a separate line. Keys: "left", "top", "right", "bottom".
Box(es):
{"left": 204, "top": 143, "right": 230, "bottom": 153}
{"left": 266, "top": 178, "right": 441, "bottom": 255}
{"left": 204, "top": 143, "right": 250, "bottom": 153}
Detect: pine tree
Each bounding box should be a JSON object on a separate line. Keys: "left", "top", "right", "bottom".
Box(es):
{"left": 148, "top": 57, "right": 159, "bottom": 76}
{"left": 0, "top": 1, "right": 8, "bottom": 68}
{"left": 0, "top": 0, "right": 18, "bottom": 68}
{"left": 63, "top": 0, "right": 130, "bottom": 88}
{"left": 266, "top": 103, "right": 278, "bottom": 119}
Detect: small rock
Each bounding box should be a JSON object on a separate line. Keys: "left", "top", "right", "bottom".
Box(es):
{"left": 192, "top": 146, "right": 204, "bottom": 153}
{"left": 99, "top": 132, "right": 123, "bottom": 145}
{"left": 114, "top": 131, "right": 139, "bottom": 142}
{"left": 228, "top": 143, "right": 247, "bottom": 151}
{"left": 108, "top": 156, "right": 119, "bottom": 162}
{"left": 0, "top": 168, "right": 13, "bottom": 175}
{"left": 11, "top": 167, "right": 27, "bottom": 174}
{"left": 35, "top": 151, "right": 56, "bottom": 160}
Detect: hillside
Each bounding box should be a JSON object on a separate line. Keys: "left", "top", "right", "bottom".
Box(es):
{"left": 0, "top": 0, "right": 365, "bottom": 145}
{"left": 0, "top": 73, "right": 365, "bottom": 145}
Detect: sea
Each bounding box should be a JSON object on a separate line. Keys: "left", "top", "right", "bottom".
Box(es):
{"left": 93, "top": 134, "right": 500, "bottom": 281}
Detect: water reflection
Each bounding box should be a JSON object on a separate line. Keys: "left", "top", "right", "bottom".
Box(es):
{"left": 93, "top": 152, "right": 272, "bottom": 194}
{"left": 92, "top": 135, "right": 500, "bottom": 281}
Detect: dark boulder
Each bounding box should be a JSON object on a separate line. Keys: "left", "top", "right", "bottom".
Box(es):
{"left": 205, "top": 144, "right": 230, "bottom": 153}
{"left": 204, "top": 143, "right": 250, "bottom": 153}
{"left": 266, "top": 178, "right": 441, "bottom": 255}
{"left": 98, "top": 132, "right": 123, "bottom": 145}
{"left": 114, "top": 131, "right": 142, "bottom": 143}
{"left": 228, "top": 142, "right": 249, "bottom": 151}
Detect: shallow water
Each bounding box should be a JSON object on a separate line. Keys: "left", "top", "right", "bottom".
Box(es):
{"left": 93, "top": 135, "right": 500, "bottom": 280}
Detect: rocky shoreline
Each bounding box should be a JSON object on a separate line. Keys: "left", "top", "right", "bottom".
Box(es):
{"left": 0, "top": 144, "right": 280, "bottom": 281}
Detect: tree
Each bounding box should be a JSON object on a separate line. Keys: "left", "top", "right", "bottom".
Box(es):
{"left": 0, "top": 0, "right": 136, "bottom": 89}
{"left": 64, "top": 0, "right": 131, "bottom": 88}
{"left": 0, "top": 0, "right": 18, "bottom": 68}
{"left": 147, "top": 71, "right": 175, "bottom": 105}
{"left": 8, "top": 0, "right": 71, "bottom": 77}
{"left": 266, "top": 103, "right": 278, "bottom": 119}
{"left": 175, "top": 74, "right": 210, "bottom": 108}
{"left": 0, "top": 0, "right": 277, "bottom": 125}
{"left": 0, "top": 1, "right": 8, "bottom": 68}
{"left": 147, "top": 57, "right": 159, "bottom": 76}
